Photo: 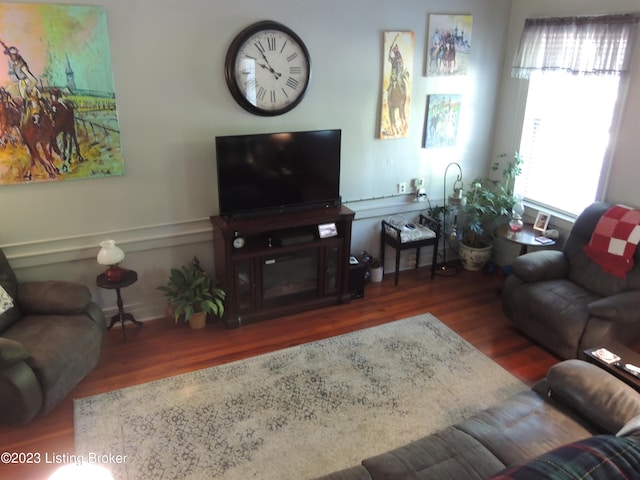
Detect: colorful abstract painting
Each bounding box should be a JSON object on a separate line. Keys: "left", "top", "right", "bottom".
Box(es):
{"left": 0, "top": 3, "right": 123, "bottom": 185}
{"left": 424, "top": 94, "right": 462, "bottom": 148}
{"left": 379, "top": 31, "right": 414, "bottom": 140}
{"left": 426, "top": 14, "right": 473, "bottom": 77}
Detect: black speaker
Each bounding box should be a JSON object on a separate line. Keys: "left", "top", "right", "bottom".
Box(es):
{"left": 348, "top": 257, "right": 366, "bottom": 299}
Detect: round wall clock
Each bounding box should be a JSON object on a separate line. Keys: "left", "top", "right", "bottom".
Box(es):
{"left": 225, "top": 20, "right": 311, "bottom": 116}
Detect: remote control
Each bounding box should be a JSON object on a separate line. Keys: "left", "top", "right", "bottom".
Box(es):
{"left": 614, "top": 362, "right": 640, "bottom": 378}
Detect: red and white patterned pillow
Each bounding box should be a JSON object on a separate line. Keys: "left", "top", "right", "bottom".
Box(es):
{"left": 583, "top": 205, "right": 640, "bottom": 278}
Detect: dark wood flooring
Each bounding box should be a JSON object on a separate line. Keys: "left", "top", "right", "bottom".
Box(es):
{"left": 0, "top": 265, "right": 561, "bottom": 480}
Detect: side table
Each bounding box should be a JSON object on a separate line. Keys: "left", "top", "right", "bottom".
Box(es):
{"left": 495, "top": 223, "right": 556, "bottom": 256}
{"left": 96, "top": 269, "right": 142, "bottom": 343}
{"left": 584, "top": 345, "right": 640, "bottom": 392}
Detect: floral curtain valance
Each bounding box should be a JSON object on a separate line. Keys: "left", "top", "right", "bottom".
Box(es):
{"left": 511, "top": 13, "right": 640, "bottom": 79}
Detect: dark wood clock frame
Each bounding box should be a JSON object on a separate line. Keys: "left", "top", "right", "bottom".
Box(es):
{"left": 224, "top": 20, "right": 312, "bottom": 116}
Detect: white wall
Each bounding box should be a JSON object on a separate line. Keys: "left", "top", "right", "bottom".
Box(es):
{"left": 1, "top": 0, "right": 512, "bottom": 320}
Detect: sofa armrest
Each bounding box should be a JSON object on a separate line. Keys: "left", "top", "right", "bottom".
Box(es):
{"left": 0, "top": 361, "right": 43, "bottom": 424}
{"left": 547, "top": 359, "right": 640, "bottom": 433}
{"left": 512, "top": 250, "right": 569, "bottom": 283}
{"left": 85, "top": 301, "right": 107, "bottom": 331}
{"left": 588, "top": 291, "right": 640, "bottom": 323}
{"left": 0, "top": 337, "right": 29, "bottom": 368}
{"left": 17, "top": 281, "right": 91, "bottom": 315}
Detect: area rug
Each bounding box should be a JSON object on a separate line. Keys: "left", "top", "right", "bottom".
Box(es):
{"left": 75, "top": 313, "right": 526, "bottom": 480}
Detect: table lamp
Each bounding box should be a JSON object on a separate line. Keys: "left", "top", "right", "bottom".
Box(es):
{"left": 97, "top": 239, "right": 125, "bottom": 282}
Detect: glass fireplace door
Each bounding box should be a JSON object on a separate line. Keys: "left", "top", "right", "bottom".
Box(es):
{"left": 262, "top": 248, "right": 318, "bottom": 307}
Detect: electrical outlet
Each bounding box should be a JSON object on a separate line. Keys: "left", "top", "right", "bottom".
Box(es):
{"left": 414, "top": 178, "right": 424, "bottom": 189}
{"left": 398, "top": 182, "right": 407, "bottom": 194}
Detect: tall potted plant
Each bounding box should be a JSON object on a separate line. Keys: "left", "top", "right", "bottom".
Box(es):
{"left": 157, "top": 258, "right": 226, "bottom": 329}
{"left": 458, "top": 153, "right": 523, "bottom": 271}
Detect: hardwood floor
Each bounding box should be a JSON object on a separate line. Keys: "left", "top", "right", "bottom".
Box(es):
{"left": 0, "top": 266, "right": 560, "bottom": 480}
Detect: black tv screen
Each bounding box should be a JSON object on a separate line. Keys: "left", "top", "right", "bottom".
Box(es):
{"left": 215, "top": 129, "right": 342, "bottom": 220}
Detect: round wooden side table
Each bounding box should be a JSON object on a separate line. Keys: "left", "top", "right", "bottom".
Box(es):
{"left": 96, "top": 269, "right": 142, "bottom": 343}
{"left": 495, "top": 223, "right": 556, "bottom": 256}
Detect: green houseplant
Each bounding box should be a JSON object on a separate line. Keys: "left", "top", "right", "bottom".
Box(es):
{"left": 157, "top": 257, "right": 225, "bottom": 329}
{"left": 459, "top": 153, "right": 523, "bottom": 270}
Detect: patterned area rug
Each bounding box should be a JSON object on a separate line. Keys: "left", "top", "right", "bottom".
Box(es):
{"left": 75, "top": 313, "right": 526, "bottom": 480}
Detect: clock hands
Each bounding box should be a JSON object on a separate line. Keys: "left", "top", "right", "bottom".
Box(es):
{"left": 256, "top": 49, "right": 282, "bottom": 80}
{"left": 258, "top": 62, "right": 282, "bottom": 79}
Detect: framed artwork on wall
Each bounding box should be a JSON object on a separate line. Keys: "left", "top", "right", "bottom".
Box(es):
{"left": 379, "top": 31, "right": 414, "bottom": 140}
{"left": 424, "top": 94, "right": 462, "bottom": 148}
{"left": 0, "top": 3, "right": 124, "bottom": 185}
{"left": 426, "top": 14, "right": 473, "bottom": 77}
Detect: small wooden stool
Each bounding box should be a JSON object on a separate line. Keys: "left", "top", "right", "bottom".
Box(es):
{"left": 381, "top": 214, "right": 440, "bottom": 286}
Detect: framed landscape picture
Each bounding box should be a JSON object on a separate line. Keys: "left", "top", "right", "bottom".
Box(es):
{"left": 424, "top": 94, "right": 462, "bottom": 148}
{"left": 426, "top": 14, "right": 473, "bottom": 77}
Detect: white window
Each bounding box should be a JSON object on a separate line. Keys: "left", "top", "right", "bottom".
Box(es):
{"left": 517, "top": 71, "right": 621, "bottom": 216}
{"left": 511, "top": 14, "right": 639, "bottom": 217}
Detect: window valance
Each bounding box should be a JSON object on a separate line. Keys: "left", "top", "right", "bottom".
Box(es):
{"left": 512, "top": 14, "right": 640, "bottom": 79}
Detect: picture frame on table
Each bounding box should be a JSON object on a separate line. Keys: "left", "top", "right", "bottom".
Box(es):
{"left": 534, "top": 211, "right": 551, "bottom": 232}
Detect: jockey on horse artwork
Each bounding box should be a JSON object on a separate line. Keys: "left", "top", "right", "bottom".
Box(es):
{"left": 0, "top": 39, "right": 83, "bottom": 181}
{"left": 385, "top": 35, "right": 411, "bottom": 137}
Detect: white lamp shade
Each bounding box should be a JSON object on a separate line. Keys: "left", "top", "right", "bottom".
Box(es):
{"left": 97, "top": 240, "right": 125, "bottom": 266}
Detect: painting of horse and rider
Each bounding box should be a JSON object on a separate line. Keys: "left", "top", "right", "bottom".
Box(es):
{"left": 0, "top": 3, "right": 123, "bottom": 185}
{"left": 426, "top": 14, "right": 472, "bottom": 77}
{"left": 379, "top": 31, "right": 414, "bottom": 140}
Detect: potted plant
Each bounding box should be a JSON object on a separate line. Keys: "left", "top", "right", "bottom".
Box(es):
{"left": 458, "top": 153, "right": 523, "bottom": 271}
{"left": 157, "top": 257, "right": 226, "bottom": 329}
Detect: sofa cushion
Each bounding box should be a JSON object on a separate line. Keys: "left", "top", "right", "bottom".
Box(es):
{"left": 456, "top": 390, "right": 594, "bottom": 468}
{"left": 361, "top": 425, "right": 506, "bottom": 480}
{"left": 547, "top": 360, "right": 640, "bottom": 434}
{"left": 507, "top": 279, "right": 600, "bottom": 359}
{"left": 488, "top": 435, "right": 640, "bottom": 480}
{"left": 3, "top": 314, "right": 103, "bottom": 414}
{"left": 17, "top": 281, "right": 92, "bottom": 315}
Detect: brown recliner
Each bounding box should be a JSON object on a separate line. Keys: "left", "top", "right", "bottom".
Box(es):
{"left": 502, "top": 202, "right": 640, "bottom": 359}
{"left": 0, "top": 247, "right": 105, "bottom": 424}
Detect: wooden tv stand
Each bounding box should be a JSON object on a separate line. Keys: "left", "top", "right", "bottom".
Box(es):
{"left": 210, "top": 206, "right": 355, "bottom": 328}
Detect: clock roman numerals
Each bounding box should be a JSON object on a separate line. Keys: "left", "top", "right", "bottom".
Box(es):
{"left": 286, "top": 77, "right": 300, "bottom": 90}
{"left": 227, "top": 21, "right": 310, "bottom": 114}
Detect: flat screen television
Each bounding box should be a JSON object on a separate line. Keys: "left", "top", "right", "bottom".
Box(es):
{"left": 215, "top": 129, "right": 342, "bottom": 220}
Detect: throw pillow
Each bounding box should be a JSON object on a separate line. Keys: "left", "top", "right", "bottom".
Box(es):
{"left": 0, "top": 284, "right": 13, "bottom": 315}
{"left": 489, "top": 435, "right": 640, "bottom": 480}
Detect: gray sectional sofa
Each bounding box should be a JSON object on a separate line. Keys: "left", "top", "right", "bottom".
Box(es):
{"left": 316, "top": 360, "right": 640, "bottom": 479}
